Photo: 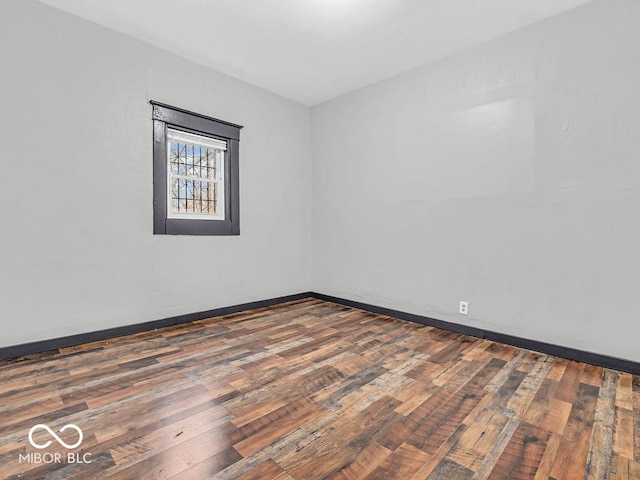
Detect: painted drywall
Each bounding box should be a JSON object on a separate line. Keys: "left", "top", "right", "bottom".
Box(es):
{"left": 0, "top": 0, "right": 311, "bottom": 348}
{"left": 311, "top": 0, "right": 640, "bottom": 362}
{"left": 2, "top": 0, "right": 638, "bottom": 365}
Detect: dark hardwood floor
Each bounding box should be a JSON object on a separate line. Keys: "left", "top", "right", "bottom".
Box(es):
{"left": 0, "top": 299, "right": 638, "bottom": 479}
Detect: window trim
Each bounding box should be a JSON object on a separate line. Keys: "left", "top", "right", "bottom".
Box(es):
{"left": 152, "top": 101, "right": 242, "bottom": 235}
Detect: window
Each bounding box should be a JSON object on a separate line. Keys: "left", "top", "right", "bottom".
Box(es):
{"left": 167, "top": 129, "right": 226, "bottom": 220}
{"left": 152, "top": 101, "right": 242, "bottom": 235}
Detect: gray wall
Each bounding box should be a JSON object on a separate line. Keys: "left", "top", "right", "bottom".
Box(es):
{"left": 2, "top": 0, "right": 638, "bottom": 363}
{"left": 311, "top": 0, "right": 640, "bottom": 362}
{"left": 0, "top": 0, "right": 311, "bottom": 348}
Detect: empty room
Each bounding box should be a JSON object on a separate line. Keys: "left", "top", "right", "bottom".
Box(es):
{"left": 1, "top": 0, "right": 639, "bottom": 478}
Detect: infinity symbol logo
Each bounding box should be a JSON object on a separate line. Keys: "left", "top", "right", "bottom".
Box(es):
{"left": 28, "top": 424, "right": 83, "bottom": 450}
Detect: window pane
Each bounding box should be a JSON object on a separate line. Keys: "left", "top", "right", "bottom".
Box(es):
{"left": 170, "top": 178, "right": 220, "bottom": 215}
{"left": 169, "top": 140, "right": 222, "bottom": 180}
{"left": 170, "top": 142, "right": 184, "bottom": 175}
{"left": 179, "top": 144, "right": 187, "bottom": 175}
{"left": 207, "top": 149, "right": 216, "bottom": 179}
{"left": 170, "top": 143, "right": 179, "bottom": 174}
{"left": 212, "top": 182, "right": 218, "bottom": 214}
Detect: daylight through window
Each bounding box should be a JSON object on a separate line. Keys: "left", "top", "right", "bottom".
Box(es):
{"left": 167, "top": 129, "right": 226, "bottom": 220}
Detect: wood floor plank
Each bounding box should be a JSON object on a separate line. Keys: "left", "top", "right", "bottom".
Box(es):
{"left": 582, "top": 364, "right": 604, "bottom": 387}
{"left": 329, "top": 442, "right": 392, "bottom": 480}
{"left": 234, "top": 397, "right": 325, "bottom": 457}
{"left": 470, "top": 417, "right": 520, "bottom": 480}
{"left": 505, "top": 357, "right": 553, "bottom": 420}
{"left": 616, "top": 373, "right": 634, "bottom": 410}
{"left": 405, "top": 388, "right": 484, "bottom": 454}
{"left": 487, "top": 421, "right": 552, "bottom": 479}
{"left": 280, "top": 395, "right": 402, "bottom": 475}
{"left": 426, "top": 458, "right": 474, "bottom": 480}
{"left": 522, "top": 378, "right": 572, "bottom": 435}
{"left": 533, "top": 432, "right": 562, "bottom": 480}
{"left": 393, "top": 380, "right": 439, "bottom": 416}
{"left": 632, "top": 375, "right": 640, "bottom": 463}
{"left": 614, "top": 406, "right": 635, "bottom": 460}
{"left": 407, "top": 424, "right": 468, "bottom": 480}
{"left": 364, "top": 443, "right": 431, "bottom": 480}
{"left": 549, "top": 382, "right": 600, "bottom": 480}
{"left": 447, "top": 409, "right": 509, "bottom": 472}
{"left": 553, "top": 361, "right": 586, "bottom": 404}
{"left": 0, "top": 299, "right": 636, "bottom": 480}
{"left": 234, "top": 459, "right": 293, "bottom": 480}
{"left": 584, "top": 369, "right": 617, "bottom": 480}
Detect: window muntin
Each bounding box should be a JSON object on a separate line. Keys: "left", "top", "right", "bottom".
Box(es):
{"left": 166, "top": 129, "right": 226, "bottom": 220}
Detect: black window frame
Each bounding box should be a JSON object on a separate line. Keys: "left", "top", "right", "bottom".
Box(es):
{"left": 152, "top": 101, "right": 242, "bottom": 235}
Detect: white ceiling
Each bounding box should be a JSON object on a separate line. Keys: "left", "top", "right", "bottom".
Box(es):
{"left": 37, "top": 0, "right": 592, "bottom": 106}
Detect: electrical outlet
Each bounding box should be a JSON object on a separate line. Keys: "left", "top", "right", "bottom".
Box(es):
{"left": 459, "top": 301, "right": 469, "bottom": 315}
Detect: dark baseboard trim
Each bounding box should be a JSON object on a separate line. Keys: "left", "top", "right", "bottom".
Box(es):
{"left": 0, "top": 292, "right": 313, "bottom": 362}
{"left": 309, "top": 292, "right": 640, "bottom": 376}
{"left": 2, "top": 290, "right": 638, "bottom": 376}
